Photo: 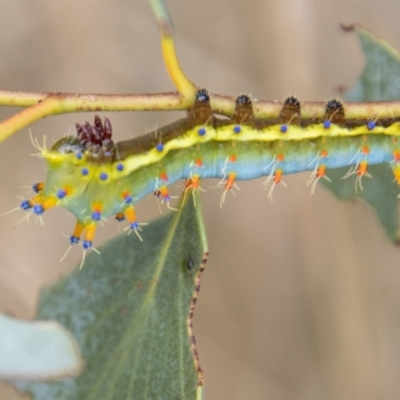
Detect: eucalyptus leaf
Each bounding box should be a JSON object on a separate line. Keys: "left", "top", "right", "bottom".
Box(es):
{"left": 0, "top": 313, "right": 83, "bottom": 381}
{"left": 322, "top": 25, "right": 400, "bottom": 241}
{"left": 15, "top": 190, "right": 207, "bottom": 400}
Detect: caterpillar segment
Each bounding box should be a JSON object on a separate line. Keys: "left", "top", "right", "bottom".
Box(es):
{"left": 18, "top": 88, "right": 400, "bottom": 250}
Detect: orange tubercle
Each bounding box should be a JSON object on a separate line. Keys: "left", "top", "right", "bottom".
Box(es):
{"left": 357, "top": 161, "right": 369, "bottom": 176}
{"left": 274, "top": 169, "right": 283, "bottom": 183}
{"left": 229, "top": 154, "right": 237, "bottom": 163}
{"left": 393, "top": 150, "right": 400, "bottom": 162}
{"left": 160, "top": 185, "right": 170, "bottom": 200}
{"left": 125, "top": 206, "right": 137, "bottom": 224}
{"left": 41, "top": 196, "right": 57, "bottom": 211}
{"left": 392, "top": 164, "right": 400, "bottom": 184}
{"left": 316, "top": 165, "right": 326, "bottom": 178}
{"left": 320, "top": 149, "right": 328, "bottom": 158}
{"left": 159, "top": 171, "right": 168, "bottom": 182}
{"left": 185, "top": 174, "right": 200, "bottom": 190}
{"left": 225, "top": 172, "right": 237, "bottom": 190}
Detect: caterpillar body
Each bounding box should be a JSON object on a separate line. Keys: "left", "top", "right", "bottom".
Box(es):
{"left": 21, "top": 89, "right": 400, "bottom": 249}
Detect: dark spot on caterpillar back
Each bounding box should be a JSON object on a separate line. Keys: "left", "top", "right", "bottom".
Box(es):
{"left": 231, "top": 94, "right": 255, "bottom": 126}
{"left": 324, "top": 99, "right": 346, "bottom": 126}
{"left": 188, "top": 88, "right": 214, "bottom": 125}
{"left": 236, "top": 94, "right": 252, "bottom": 105}
{"left": 279, "top": 96, "right": 301, "bottom": 126}
{"left": 195, "top": 88, "right": 209, "bottom": 103}
{"left": 284, "top": 96, "right": 301, "bottom": 112}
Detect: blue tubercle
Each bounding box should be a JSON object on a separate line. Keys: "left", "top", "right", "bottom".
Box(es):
{"left": 156, "top": 143, "right": 164, "bottom": 152}
{"left": 367, "top": 121, "right": 376, "bottom": 130}
{"left": 100, "top": 172, "right": 108, "bottom": 181}
{"left": 82, "top": 240, "right": 92, "bottom": 249}
{"left": 92, "top": 211, "right": 101, "bottom": 221}
{"left": 233, "top": 125, "right": 241, "bottom": 134}
{"left": 130, "top": 222, "right": 139, "bottom": 230}
{"left": 57, "top": 189, "right": 67, "bottom": 199}
{"left": 116, "top": 163, "right": 124, "bottom": 171}
{"left": 70, "top": 236, "right": 80, "bottom": 245}
{"left": 20, "top": 200, "right": 31, "bottom": 210}
{"left": 33, "top": 204, "right": 44, "bottom": 215}
{"left": 198, "top": 127, "right": 206, "bottom": 136}
{"left": 323, "top": 120, "right": 331, "bottom": 129}
{"left": 81, "top": 168, "right": 89, "bottom": 176}
{"left": 280, "top": 124, "right": 288, "bottom": 133}
{"left": 124, "top": 195, "right": 133, "bottom": 204}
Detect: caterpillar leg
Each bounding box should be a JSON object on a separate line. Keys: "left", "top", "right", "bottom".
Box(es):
{"left": 219, "top": 172, "right": 239, "bottom": 209}
{"left": 123, "top": 205, "right": 148, "bottom": 241}
{"left": 19, "top": 193, "right": 57, "bottom": 226}
{"left": 342, "top": 160, "right": 372, "bottom": 192}
{"left": 263, "top": 169, "right": 287, "bottom": 202}
{"left": 60, "top": 221, "right": 86, "bottom": 263}
{"left": 78, "top": 223, "right": 101, "bottom": 270}
{"left": 306, "top": 164, "right": 331, "bottom": 195}
{"left": 183, "top": 174, "right": 205, "bottom": 206}
{"left": 154, "top": 179, "right": 178, "bottom": 211}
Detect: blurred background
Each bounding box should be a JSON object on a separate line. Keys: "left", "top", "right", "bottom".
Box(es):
{"left": 1, "top": 1, "right": 400, "bottom": 399}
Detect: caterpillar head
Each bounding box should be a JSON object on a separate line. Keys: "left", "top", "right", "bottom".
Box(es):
{"left": 23, "top": 116, "right": 125, "bottom": 252}
{"left": 50, "top": 115, "right": 115, "bottom": 163}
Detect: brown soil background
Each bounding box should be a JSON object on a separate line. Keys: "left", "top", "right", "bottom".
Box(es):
{"left": 1, "top": 1, "right": 400, "bottom": 399}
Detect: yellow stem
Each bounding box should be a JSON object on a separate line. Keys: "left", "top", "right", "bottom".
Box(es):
{"left": 161, "top": 35, "right": 196, "bottom": 101}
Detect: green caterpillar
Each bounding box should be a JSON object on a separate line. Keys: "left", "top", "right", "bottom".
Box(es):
{"left": 20, "top": 89, "right": 400, "bottom": 250}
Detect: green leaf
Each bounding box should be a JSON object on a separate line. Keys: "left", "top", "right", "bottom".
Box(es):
{"left": 346, "top": 25, "right": 400, "bottom": 102}
{"left": 15, "top": 190, "right": 207, "bottom": 400}
{"left": 322, "top": 25, "right": 400, "bottom": 241}
{"left": 0, "top": 313, "right": 83, "bottom": 381}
